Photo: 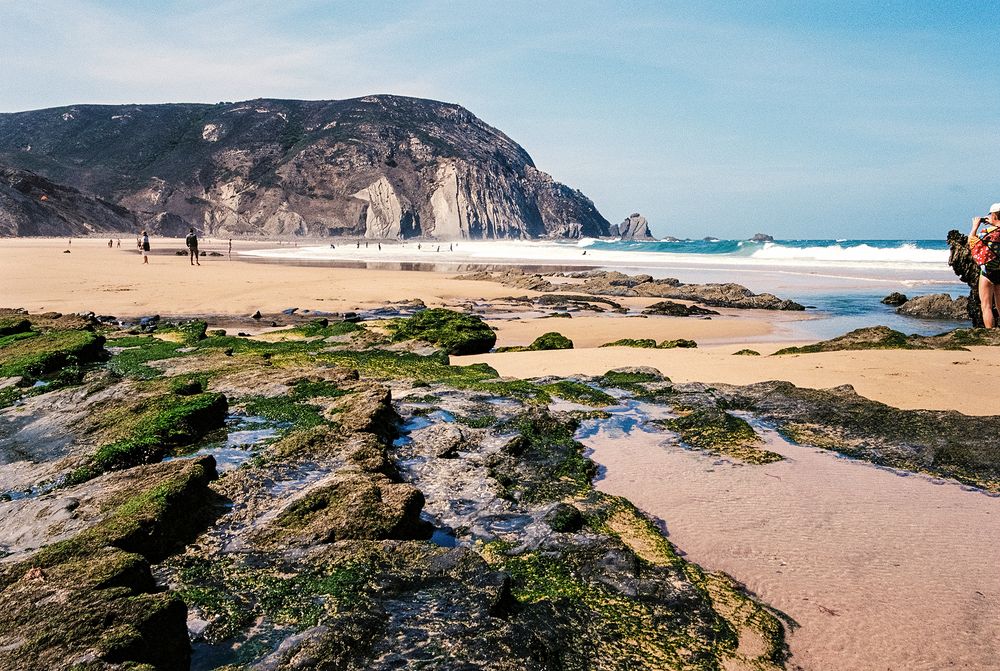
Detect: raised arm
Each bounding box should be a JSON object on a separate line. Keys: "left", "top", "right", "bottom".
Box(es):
{"left": 971, "top": 216, "right": 984, "bottom": 238}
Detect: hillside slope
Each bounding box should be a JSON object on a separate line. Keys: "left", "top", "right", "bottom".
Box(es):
{"left": 0, "top": 96, "right": 610, "bottom": 239}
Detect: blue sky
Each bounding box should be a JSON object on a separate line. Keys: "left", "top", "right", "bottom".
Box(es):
{"left": 1, "top": 0, "right": 998, "bottom": 239}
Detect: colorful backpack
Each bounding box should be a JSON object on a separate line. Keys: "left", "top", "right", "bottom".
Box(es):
{"left": 970, "top": 226, "right": 1000, "bottom": 269}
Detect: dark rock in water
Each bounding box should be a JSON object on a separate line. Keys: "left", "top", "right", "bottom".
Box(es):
{"left": 947, "top": 229, "right": 992, "bottom": 327}
{"left": 138, "top": 315, "right": 160, "bottom": 327}
{"left": 282, "top": 308, "right": 299, "bottom": 315}
{"left": 208, "top": 251, "right": 223, "bottom": 256}
{"left": 250, "top": 310, "right": 262, "bottom": 320}
{"left": 881, "top": 292, "right": 908, "bottom": 306}
{"left": 642, "top": 300, "right": 719, "bottom": 317}
{"left": 174, "top": 250, "right": 186, "bottom": 255}
{"left": 896, "top": 293, "right": 968, "bottom": 320}
{"left": 62, "top": 249, "right": 70, "bottom": 253}
{"left": 608, "top": 213, "right": 656, "bottom": 240}
{"left": 749, "top": 233, "right": 774, "bottom": 242}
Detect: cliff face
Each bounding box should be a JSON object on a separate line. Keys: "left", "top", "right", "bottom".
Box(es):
{"left": 0, "top": 96, "right": 610, "bottom": 239}
{"left": 0, "top": 167, "right": 140, "bottom": 237}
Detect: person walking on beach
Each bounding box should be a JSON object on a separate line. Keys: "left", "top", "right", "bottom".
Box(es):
{"left": 116, "top": 239, "right": 120, "bottom": 248}
{"left": 140, "top": 230, "right": 150, "bottom": 264}
{"left": 185, "top": 227, "right": 200, "bottom": 265}
{"left": 228, "top": 238, "right": 232, "bottom": 257}
{"left": 970, "top": 204, "right": 1000, "bottom": 327}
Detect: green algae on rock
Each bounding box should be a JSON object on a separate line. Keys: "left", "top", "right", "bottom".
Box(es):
{"left": 387, "top": 308, "right": 496, "bottom": 355}
{"left": 732, "top": 349, "right": 761, "bottom": 356}
{"left": 600, "top": 338, "right": 658, "bottom": 348}
{"left": 496, "top": 331, "right": 574, "bottom": 353}
{"left": 0, "top": 458, "right": 220, "bottom": 671}
{"left": 68, "top": 386, "right": 228, "bottom": 484}
{"left": 659, "top": 408, "right": 783, "bottom": 465}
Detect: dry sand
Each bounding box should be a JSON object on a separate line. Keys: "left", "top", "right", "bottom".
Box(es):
{"left": 0, "top": 237, "right": 538, "bottom": 316}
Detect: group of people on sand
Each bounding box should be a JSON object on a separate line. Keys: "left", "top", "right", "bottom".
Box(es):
{"left": 970, "top": 203, "right": 1000, "bottom": 328}
{"left": 131, "top": 228, "right": 232, "bottom": 265}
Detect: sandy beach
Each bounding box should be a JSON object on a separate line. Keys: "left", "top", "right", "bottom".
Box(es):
{"left": 4, "top": 236, "right": 998, "bottom": 669}
{"left": 2, "top": 237, "right": 992, "bottom": 416}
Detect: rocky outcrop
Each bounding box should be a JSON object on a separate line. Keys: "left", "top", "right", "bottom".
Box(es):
{"left": 0, "top": 96, "right": 611, "bottom": 239}
{"left": 0, "top": 167, "right": 139, "bottom": 236}
{"left": 458, "top": 269, "right": 804, "bottom": 310}
{"left": 642, "top": 300, "right": 719, "bottom": 317}
{"left": 749, "top": 233, "right": 774, "bottom": 242}
{"left": 608, "top": 213, "right": 655, "bottom": 240}
{"left": 948, "top": 229, "right": 993, "bottom": 327}
{"left": 896, "top": 293, "right": 968, "bottom": 320}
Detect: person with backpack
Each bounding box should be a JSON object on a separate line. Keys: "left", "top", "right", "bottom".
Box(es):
{"left": 185, "top": 227, "right": 200, "bottom": 266}
{"left": 969, "top": 203, "right": 1000, "bottom": 328}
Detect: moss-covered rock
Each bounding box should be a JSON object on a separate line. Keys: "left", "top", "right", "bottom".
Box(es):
{"left": 496, "top": 331, "right": 574, "bottom": 352}
{"left": 660, "top": 408, "right": 783, "bottom": 464}
{"left": 272, "top": 473, "right": 430, "bottom": 544}
{"left": 0, "top": 458, "right": 220, "bottom": 669}
{"left": 0, "top": 329, "right": 105, "bottom": 379}
{"left": 658, "top": 338, "right": 697, "bottom": 349}
{"left": 541, "top": 380, "right": 616, "bottom": 407}
{"left": 70, "top": 389, "right": 228, "bottom": 483}
{"left": 732, "top": 349, "right": 760, "bottom": 356}
{"left": 774, "top": 326, "right": 922, "bottom": 355}
{"left": 0, "top": 317, "right": 31, "bottom": 336}
{"left": 388, "top": 308, "right": 496, "bottom": 355}
{"left": 600, "top": 338, "right": 658, "bottom": 348}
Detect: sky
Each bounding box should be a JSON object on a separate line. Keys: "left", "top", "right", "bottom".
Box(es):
{"left": 1, "top": 0, "right": 999, "bottom": 239}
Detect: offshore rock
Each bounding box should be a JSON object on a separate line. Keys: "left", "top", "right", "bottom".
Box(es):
{"left": 896, "top": 293, "right": 968, "bottom": 320}
{"left": 881, "top": 292, "right": 908, "bottom": 306}
{"left": 608, "top": 213, "right": 656, "bottom": 240}
{"left": 0, "top": 96, "right": 611, "bottom": 239}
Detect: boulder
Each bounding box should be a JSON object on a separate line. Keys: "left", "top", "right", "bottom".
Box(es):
{"left": 642, "top": 300, "right": 719, "bottom": 317}
{"left": 881, "top": 292, "right": 908, "bottom": 306}
{"left": 749, "top": 233, "right": 774, "bottom": 242}
{"left": 896, "top": 293, "right": 968, "bottom": 320}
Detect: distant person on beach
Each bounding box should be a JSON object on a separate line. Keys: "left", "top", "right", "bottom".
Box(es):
{"left": 185, "top": 227, "right": 200, "bottom": 266}
{"left": 116, "top": 239, "right": 120, "bottom": 248}
{"left": 108, "top": 239, "right": 113, "bottom": 248}
{"left": 969, "top": 203, "right": 1000, "bottom": 327}
{"left": 141, "top": 231, "right": 150, "bottom": 264}
{"left": 228, "top": 238, "right": 232, "bottom": 257}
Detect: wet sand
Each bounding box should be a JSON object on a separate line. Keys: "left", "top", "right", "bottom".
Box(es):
{"left": 579, "top": 408, "right": 1000, "bottom": 671}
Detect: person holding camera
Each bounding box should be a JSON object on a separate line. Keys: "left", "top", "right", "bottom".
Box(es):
{"left": 969, "top": 203, "right": 1000, "bottom": 328}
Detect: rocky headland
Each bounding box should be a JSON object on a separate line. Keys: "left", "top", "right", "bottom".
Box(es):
{"left": 0, "top": 96, "right": 610, "bottom": 240}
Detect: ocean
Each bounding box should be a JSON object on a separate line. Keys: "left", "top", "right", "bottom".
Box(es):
{"left": 245, "top": 238, "right": 969, "bottom": 339}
